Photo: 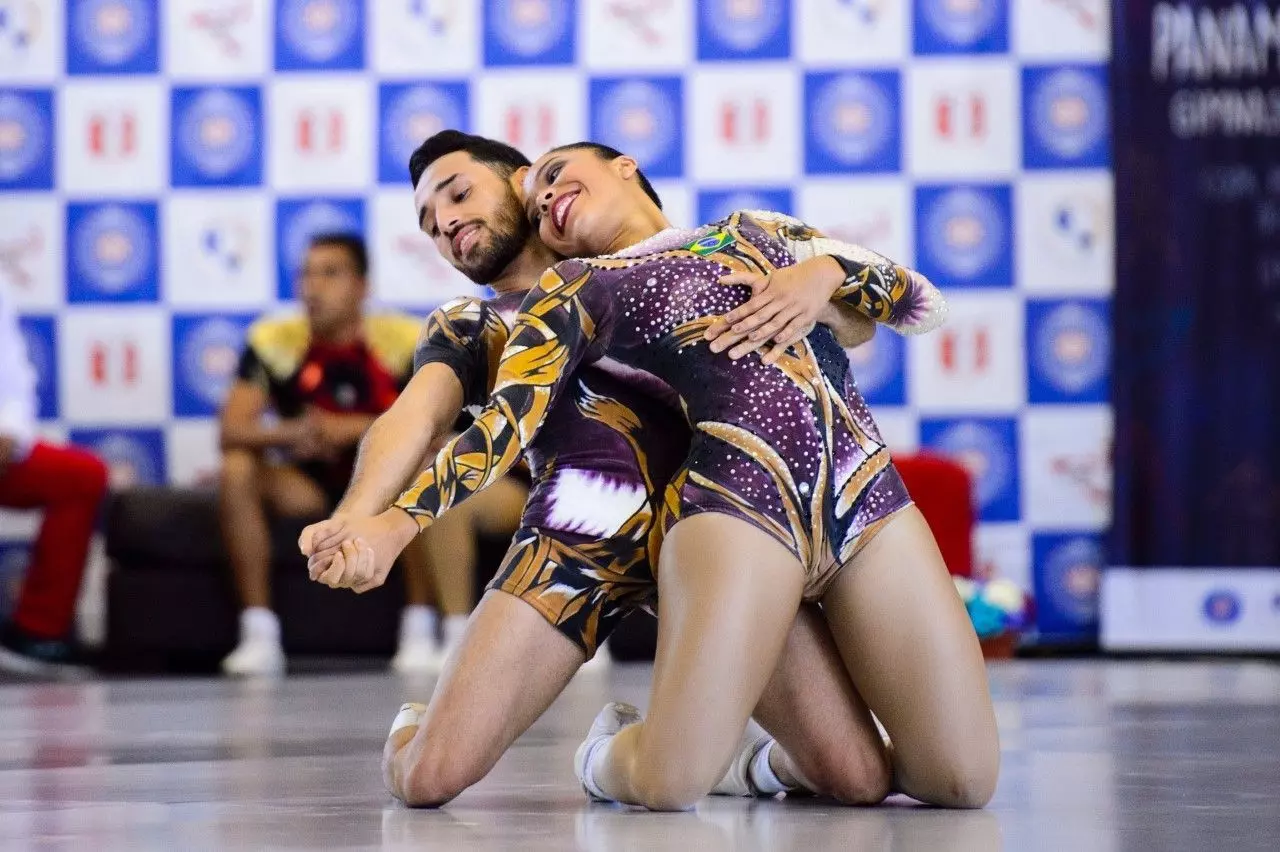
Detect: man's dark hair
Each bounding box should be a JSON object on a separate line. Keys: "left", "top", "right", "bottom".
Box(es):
{"left": 408, "top": 129, "right": 531, "bottom": 189}
{"left": 548, "top": 142, "right": 663, "bottom": 210}
{"left": 310, "top": 233, "right": 368, "bottom": 277}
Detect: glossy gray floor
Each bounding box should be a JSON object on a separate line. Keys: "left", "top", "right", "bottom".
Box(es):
{"left": 0, "top": 661, "right": 1277, "bottom": 851}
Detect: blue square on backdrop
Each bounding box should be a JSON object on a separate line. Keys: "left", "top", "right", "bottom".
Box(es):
{"left": 1032, "top": 532, "right": 1102, "bottom": 638}
{"left": 1022, "top": 65, "right": 1111, "bottom": 170}
{"left": 275, "top": 197, "right": 365, "bottom": 301}
{"left": 920, "top": 416, "right": 1020, "bottom": 522}
{"left": 804, "top": 71, "right": 901, "bottom": 175}
{"left": 66, "top": 201, "right": 160, "bottom": 303}
{"left": 912, "top": 0, "right": 1008, "bottom": 55}
{"left": 172, "top": 313, "right": 256, "bottom": 417}
{"left": 0, "top": 89, "right": 55, "bottom": 190}
{"left": 697, "top": 189, "right": 793, "bottom": 224}
{"left": 171, "top": 86, "right": 264, "bottom": 187}
{"left": 914, "top": 184, "right": 1013, "bottom": 289}
{"left": 275, "top": 0, "right": 364, "bottom": 71}
{"left": 847, "top": 328, "right": 906, "bottom": 407}
{"left": 67, "top": 0, "right": 160, "bottom": 74}
{"left": 69, "top": 427, "right": 167, "bottom": 487}
{"left": 1026, "top": 298, "right": 1110, "bottom": 404}
{"left": 589, "top": 77, "right": 683, "bottom": 180}
{"left": 483, "top": 0, "right": 576, "bottom": 66}
{"left": 379, "top": 82, "right": 470, "bottom": 185}
{"left": 697, "top": 0, "right": 791, "bottom": 61}
{"left": 17, "top": 316, "right": 58, "bottom": 420}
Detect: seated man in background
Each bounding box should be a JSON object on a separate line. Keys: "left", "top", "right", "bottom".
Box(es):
{"left": 217, "top": 234, "right": 475, "bottom": 674}
{"left": 0, "top": 287, "right": 109, "bottom": 673}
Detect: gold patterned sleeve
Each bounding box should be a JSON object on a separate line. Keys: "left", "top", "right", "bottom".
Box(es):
{"left": 742, "top": 209, "right": 947, "bottom": 335}
{"left": 392, "top": 263, "right": 608, "bottom": 530}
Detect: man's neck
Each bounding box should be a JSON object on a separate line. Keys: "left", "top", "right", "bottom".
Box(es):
{"left": 487, "top": 242, "right": 559, "bottom": 295}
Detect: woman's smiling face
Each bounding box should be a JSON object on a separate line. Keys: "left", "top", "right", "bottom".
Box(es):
{"left": 524, "top": 147, "right": 640, "bottom": 257}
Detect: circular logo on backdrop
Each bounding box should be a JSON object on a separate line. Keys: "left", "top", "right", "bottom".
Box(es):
{"left": 386, "top": 86, "right": 465, "bottom": 172}
{"left": 930, "top": 421, "right": 1010, "bottom": 511}
{"left": 73, "top": 0, "right": 150, "bottom": 66}
{"left": 92, "top": 433, "right": 160, "bottom": 488}
{"left": 814, "top": 74, "right": 892, "bottom": 167}
{"left": 178, "top": 89, "right": 256, "bottom": 179}
{"left": 0, "top": 1, "right": 44, "bottom": 68}
{"left": 200, "top": 217, "right": 254, "bottom": 275}
{"left": 180, "top": 318, "right": 246, "bottom": 408}
{"left": 1043, "top": 537, "right": 1102, "bottom": 625}
{"left": 281, "top": 0, "right": 359, "bottom": 63}
{"left": 283, "top": 201, "right": 360, "bottom": 278}
{"left": 1032, "top": 69, "right": 1107, "bottom": 161}
{"left": 1202, "top": 589, "right": 1243, "bottom": 625}
{"left": 598, "top": 81, "right": 677, "bottom": 169}
{"left": 1034, "top": 302, "right": 1108, "bottom": 395}
{"left": 704, "top": 0, "right": 784, "bottom": 52}
{"left": 73, "top": 205, "right": 151, "bottom": 295}
{"left": 921, "top": 0, "right": 1000, "bottom": 47}
{"left": 491, "top": 0, "right": 569, "bottom": 58}
{"left": 706, "top": 192, "right": 777, "bottom": 223}
{"left": 0, "top": 92, "right": 44, "bottom": 181}
{"left": 844, "top": 335, "right": 896, "bottom": 398}
{"left": 923, "top": 188, "right": 1004, "bottom": 280}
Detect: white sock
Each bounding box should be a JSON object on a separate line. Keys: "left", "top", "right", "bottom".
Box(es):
{"left": 582, "top": 737, "right": 614, "bottom": 801}
{"left": 400, "top": 605, "right": 437, "bottom": 644}
{"left": 442, "top": 614, "right": 467, "bottom": 648}
{"left": 748, "top": 740, "right": 793, "bottom": 795}
{"left": 241, "top": 607, "right": 280, "bottom": 643}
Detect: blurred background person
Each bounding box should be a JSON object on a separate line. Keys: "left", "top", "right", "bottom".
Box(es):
{"left": 216, "top": 234, "right": 424, "bottom": 675}
{"left": 0, "top": 287, "right": 108, "bottom": 674}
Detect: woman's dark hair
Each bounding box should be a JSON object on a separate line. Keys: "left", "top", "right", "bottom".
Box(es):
{"left": 547, "top": 142, "right": 663, "bottom": 210}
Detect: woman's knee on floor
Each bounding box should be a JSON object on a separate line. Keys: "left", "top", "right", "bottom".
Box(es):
{"left": 899, "top": 740, "right": 999, "bottom": 809}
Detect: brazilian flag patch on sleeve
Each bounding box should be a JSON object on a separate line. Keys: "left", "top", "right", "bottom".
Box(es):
{"left": 685, "top": 230, "right": 736, "bottom": 256}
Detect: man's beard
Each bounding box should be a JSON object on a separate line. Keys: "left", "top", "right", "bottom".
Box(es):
{"left": 456, "top": 187, "right": 532, "bottom": 285}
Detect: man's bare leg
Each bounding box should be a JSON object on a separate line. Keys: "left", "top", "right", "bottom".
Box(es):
{"left": 384, "top": 588, "right": 585, "bottom": 806}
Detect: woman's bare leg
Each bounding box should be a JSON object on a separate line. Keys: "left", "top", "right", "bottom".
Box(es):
{"left": 584, "top": 513, "right": 805, "bottom": 811}
{"left": 821, "top": 505, "right": 1000, "bottom": 808}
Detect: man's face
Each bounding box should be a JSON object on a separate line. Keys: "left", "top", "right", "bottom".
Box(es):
{"left": 414, "top": 150, "right": 533, "bottom": 284}
{"left": 299, "top": 243, "right": 364, "bottom": 334}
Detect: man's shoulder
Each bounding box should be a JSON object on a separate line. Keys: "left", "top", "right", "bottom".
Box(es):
{"left": 244, "top": 314, "right": 310, "bottom": 378}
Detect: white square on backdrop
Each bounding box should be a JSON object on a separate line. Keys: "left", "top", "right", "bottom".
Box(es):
{"left": 796, "top": 0, "right": 909, "bottom": 66}
{"left": 166, "top": 419, "right": 222, "bottom": 488}
{"left": 798, "top": 178, "right": 913, "bottom": 268}
{"left": 0, "top": 198, "right": 64, "bottom": 310}
{"left": 371, "top": 0, "right": 480, "bottom": 74}
{"left": 268, "top": 77, "right": 373, "bottom": 191}
{"left": 59, "top": 81, "right": 167, "bottom": 196}
{"left": 908, "top": 290, "right": 1026, "bottom": 413}
{"left": 1016, "top": 171, "right": 1115, "bottom": 295}
{"left": 688, "top": 65, "right": 801, "bottom": 184}
{"left": 1021, "top": 406, "right": 1113, "bottom": 530}
{"left": 165, "top": 0, "right": 270, "bottom": 79}
{"left": 581, "top": 0, "right": 693, "bottom": 70}
{"left": 474, "top": 70, "right": 587, "bottom": 161}
{"left": 59, "top": 307, "right": 171, "bottom": 425}
{"left": 164, "top": 192, "right": 273, "bottom": 309}
{"left": 0, "top": 0, "right": 63, "bottom": 82}
{"left": 906, "top": 58, "right": 1018, "bottom": 180}
{"left": 975, "top": 523, "right": 1032, "bottom": 589}
{"left": 1014, "top": 0, "right": 1111, "bottom": 60}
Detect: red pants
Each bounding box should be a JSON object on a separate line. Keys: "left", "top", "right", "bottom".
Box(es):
{"left": 0, "top": 442, "right": 108, "bottom": 638}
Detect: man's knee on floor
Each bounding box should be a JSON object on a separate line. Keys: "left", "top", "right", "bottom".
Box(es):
{"left": 631, "top": 761, "right": 720, "bottom": 812}
{"left": 904, "top": 746, "right": 999, "bottom": 809}
{"left": 397, "top": 730, "right": 489, "bottom": 807}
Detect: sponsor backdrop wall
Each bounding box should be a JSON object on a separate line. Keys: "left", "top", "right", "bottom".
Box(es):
{"left": 1106, "top": 1, "right": 1280, "bottom": 651}
{"left": 0, "top": 0, "right": 1112, "bottom": 641}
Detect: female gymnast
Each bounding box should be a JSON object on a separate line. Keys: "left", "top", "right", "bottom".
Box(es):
{"left": 319, "top": 144, "right": 999, "bottom": 810}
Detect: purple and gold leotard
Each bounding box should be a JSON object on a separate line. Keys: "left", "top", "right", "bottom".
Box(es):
{"left": 398, "top": 212, "right": 942, "bottom": 598}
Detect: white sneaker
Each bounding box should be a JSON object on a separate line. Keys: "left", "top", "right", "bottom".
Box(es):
{"left": 390, "top": 636, "right": 446, "bottom": 674}
{"left": 710, "top": 718, "right": 774, "bottom": 796}
{"left": 574, "top": 702, "right": 643, "bottom": 802}
{"left": 221, "top": 636, "right": 285, "bottom": 676}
